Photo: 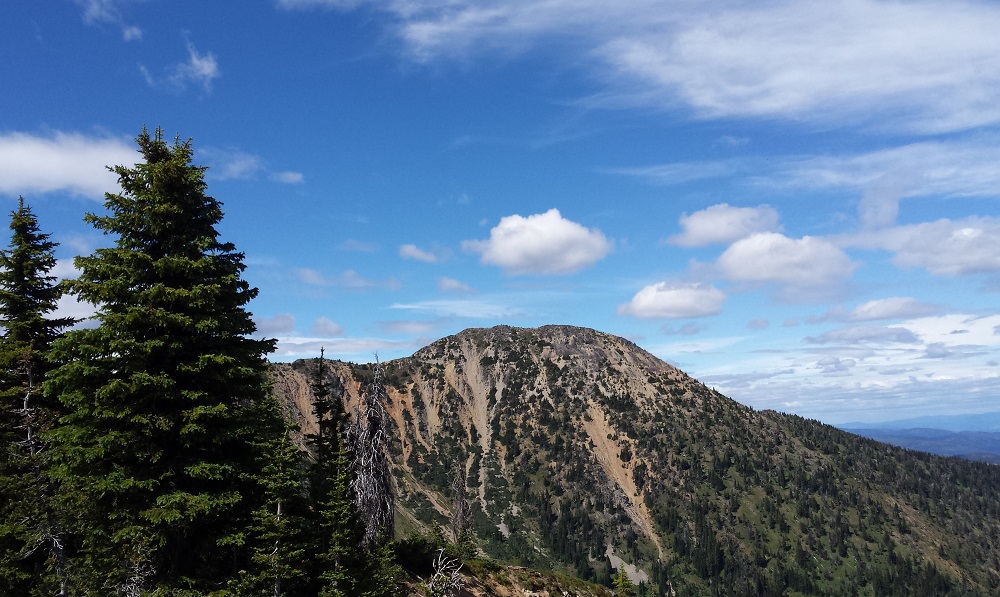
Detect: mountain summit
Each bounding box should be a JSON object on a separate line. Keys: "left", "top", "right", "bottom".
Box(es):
{"left": 272, "top": 325, "right": 1000, "bottom": 596}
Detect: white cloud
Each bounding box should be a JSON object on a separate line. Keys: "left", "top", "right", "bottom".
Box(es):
{"left": 849, "top": 297, "right": 939, "bottom": 321}
{"left": 53, "top": 294, "right": 98, "bottom": 326}
{"left": 438, "top": 277, "right": 473, "bottom": 293}
{"left": 717, "top": 232, "right": 856, "bottom": 289}
{"left": 805, "top": 325, "right": 921, "bottom": 345}
{"left": 254, "top": 313, "right": 297, "bottom": 335}
{"left": 378, "top": 320, "right": 439, "bottom": 335}
{"left": 296, "top": 268, "right": 401, "bottom": 290}
{"left": 310, "top": 316, "right": 345, "bottom": 336}
{"left": 0, "top": 131, "right": 134, "bottom": 199}
{"left": 614, "top": 159, "right": 748, "bottom": 186}
{"left": 289, "top": 0, "right": 1000, "bottom": 133}
{"left": 202, "top": 148, "right": 263, "bottom": 180}
{"left": 817, "top": 355, "right": 857, "bottom": 375}
{"left": 390, "top": 299, "right": 520, "bottom": 319}
{"left": 174, "top": 42, "right": 220, "bottom": 91}
{"left": 668, "top": 203, "right": 780, "bottom": 247}
{"left": 773, "top": 139, "right": 1000, "bottom": 213}
{"left": 77, "top": 0, "right": 142, "bottom": 41}
{"left": 463, "top": 208, "right": 611, "bottom": 275}
{"left": 270, "top": 336, "right": 421, "bottom": 361}
{"left": 271, "top": 171, "right": 304, "bottom": 184}
{"left": 846, "top": 217, "right": 1000, "bottom": 276}
{"left": 142, "top": 42, "right": 220, "bottom": 92}
{"left": 399, "top": 243, "right": 439, "bottom": 263}
{"left": 618, "top": 281, "right": 725, "bottom": 319}
{"left": 276, "top": 0, "right": 365, "bottom": 9}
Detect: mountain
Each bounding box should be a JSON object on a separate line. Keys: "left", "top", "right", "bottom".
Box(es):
{"left": 839, "top": 411, "right": 1000, "bottom": 432}
{"left": 840, "top": 427, "right": 1000, "bottom": 464}
{"left": 271, "top": 325, "right": 1000, "bottom": 596}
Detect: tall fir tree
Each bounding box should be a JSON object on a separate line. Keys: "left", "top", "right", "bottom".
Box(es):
{"left": 306, "top": 350, "right": 361, "bottom": 596}
{"left": 43, "top": 129, "right": 281, "bottom": 594}
{"left": 0, "top": 197, "right": 73, "bottom": 595}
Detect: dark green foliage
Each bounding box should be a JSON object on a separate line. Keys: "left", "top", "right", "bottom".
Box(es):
{"left": 43, "top": 129, "right": 280, "bottom": 594}
{"left": 0, "top": 197, "right": 73, "bottom": 595}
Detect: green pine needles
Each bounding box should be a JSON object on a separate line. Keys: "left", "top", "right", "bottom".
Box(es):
{"left": 0, "top": 129, "right": 402, "bottom": 596}
{"left": 42, "top": 128, "right": 281, "bottom": 594}
{"left": 0, "top": 197, "right": 74, "bottom": 595}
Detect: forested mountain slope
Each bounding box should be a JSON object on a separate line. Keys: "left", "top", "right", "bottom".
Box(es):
{"left": 272, "top": 325, "right": 1000, "bottom": 596}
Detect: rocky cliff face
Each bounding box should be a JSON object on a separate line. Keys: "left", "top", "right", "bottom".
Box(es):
{"left": 271, "top": 325, "right": 1000, "bottom": 596}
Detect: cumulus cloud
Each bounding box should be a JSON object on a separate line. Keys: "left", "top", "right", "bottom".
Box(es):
{"left": 254, "top": 313, "right": 297, "bottom": 335}
{"left": 284, "top": 0, "right": 1000, "bottom": 133}
{"left": 463, "top": 208, "right": 611, "bottom": 275}
{"left": 618, "top": 281, "right": 725, "bottom": 319}
{"left": 310, "top": 317, "right": 345, "bottom": 336}
{"left": 717, "top": 232, "right": 856, "bottom": 290}
{"left": 849, "top": 297, "right": 939, "bottom": 321}
{"left": 668, "top": 203, "right": 780, "bottom": 247}
{"left": 399, "top": 244, "right": 440, "bottom": 263}
{"left": 0, "top": 131, "right": 134, "bottom": 199}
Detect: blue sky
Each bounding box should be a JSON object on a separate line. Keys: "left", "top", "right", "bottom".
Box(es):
{"left": 3, "top": 0, "right": 1000, "bottom": 424}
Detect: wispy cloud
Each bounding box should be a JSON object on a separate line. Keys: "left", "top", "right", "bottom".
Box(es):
{"left": 390, "top": 299, "right": 521, "bottom": 319}
{"left": 296, "top": 267, "right": 401, "bottom": 290}
{"left": 76, "top": 0, "right": 142, "bottom": 40}
{"left": 310, "top": 316, "right": 345, "bottom": 336}
{"left": 254, "top": 313, "right": 297, "bottom": 336}
{"left": 843, "top": 217, "right": 1000, "bottom": 277}
{"left": 200, "top": 147, "right": 305, "bottom": 185}
{"left": 282, "top": 0, "right": 1000, "bottom": 133}
{"left": 399, "top": 243, "right": 442, "bottom": 263}
{"left": 141, "top": 41, "right": 220, "bottom": 93}
{"left": 438, "top": 277, "right": 474, "bottom": 293}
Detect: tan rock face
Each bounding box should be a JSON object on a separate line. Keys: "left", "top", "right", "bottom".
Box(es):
{"left": 271, "top": 325, "right": 710, "bottom": 581}
{"left": 270, "top": 324, "right": 1000, "bottom": 595}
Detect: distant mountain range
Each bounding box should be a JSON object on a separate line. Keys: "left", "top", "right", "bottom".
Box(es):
{"left": 839, "top": 411, "right": 1000, "bottom": 432}
{"left": 839, "top": 412, "right": 1000, "bottom": 464}
{"left": 272, "top": 325, "right": 1000, "bottom": 596}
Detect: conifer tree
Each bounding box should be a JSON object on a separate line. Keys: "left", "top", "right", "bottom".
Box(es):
{"left": 304, "top": 350, "right": 366, "bottom": 596}
{"left": 612, "top": 568, "right": 635, "bottom": 596}
{"left": 232, "top": 395, "right": 312, "bottom": 597}
{"left": 0, "top": 197, "right": 73, "bottom": 595}
{"left": 43, "top": 129, "right": 279, "bottom": 594}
